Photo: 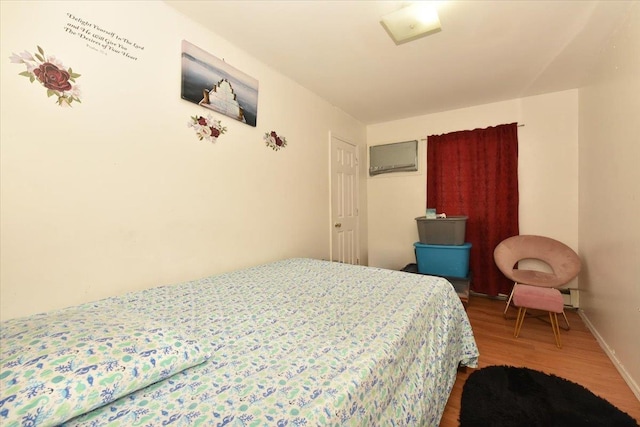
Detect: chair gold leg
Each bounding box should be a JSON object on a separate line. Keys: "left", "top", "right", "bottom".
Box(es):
{"left": 514, "top": 307, "right": 526, "bottom": 337}
{"left": 550, "top": 312, "right": 562, "bottom": 348}
{"left": 504, "top": 284, "right": 516, "bottom": 318}
{"left": 562, "top": 310, "right": 571, "bottom": 330}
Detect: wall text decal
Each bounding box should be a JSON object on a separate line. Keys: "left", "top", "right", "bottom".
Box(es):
{"left": 64, "top": 13, "right": 145, "bottom": 61}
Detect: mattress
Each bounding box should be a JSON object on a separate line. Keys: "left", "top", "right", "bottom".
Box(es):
{"left": 0, "top": 258, "right": 479, "bottom": 426}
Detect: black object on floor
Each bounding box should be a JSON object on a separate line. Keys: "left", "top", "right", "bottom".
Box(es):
{"left": 459, "top": 365, "right": 639, "bottom": 427}
{"left": 401, "top": 263, "right": 419, "bottom": 273}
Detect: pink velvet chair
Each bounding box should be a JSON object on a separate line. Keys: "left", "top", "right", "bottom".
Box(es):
{"left": 494, "top": 235, "right": 581, "bottom": 344}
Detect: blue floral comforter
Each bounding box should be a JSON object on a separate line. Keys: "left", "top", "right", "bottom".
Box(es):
{"left": 1, "top": 258, "right": 478, "bottom": 426}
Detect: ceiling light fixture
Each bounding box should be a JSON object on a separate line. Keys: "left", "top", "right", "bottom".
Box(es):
{"left": 381, "top": 2, "right": 442, "bottom": 45}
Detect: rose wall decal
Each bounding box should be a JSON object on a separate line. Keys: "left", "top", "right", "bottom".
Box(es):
{"left": 10, "top": 46, "right": 81, "bottom": 107}
{"left": 188, "top": 114, "right": 227, "bottom": 143}
{"left": 264, "top": 131, "right": 287, "bottom": 151}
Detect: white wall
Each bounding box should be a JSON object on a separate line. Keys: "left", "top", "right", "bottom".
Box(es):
{"left": 578, "top": 2, "right": 640, "bottom": 398}
{"left": 0, "top": 0, "right": 366, "bottom": 320}
{"left": 366, "top": 90, "right": 579, "bottom": 274}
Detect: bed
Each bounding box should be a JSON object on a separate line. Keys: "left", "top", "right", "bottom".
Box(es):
{"left": 1, "top": 258, "right": 479, "bottom": 426}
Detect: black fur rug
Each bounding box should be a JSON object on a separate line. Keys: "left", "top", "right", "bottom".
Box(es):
{"left": 459, "top": 365, "right": 639, "bottom": 427}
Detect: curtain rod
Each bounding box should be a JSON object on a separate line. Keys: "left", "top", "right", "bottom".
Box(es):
{"left": 419, "top": 123, "right": 525, "bottom": 141}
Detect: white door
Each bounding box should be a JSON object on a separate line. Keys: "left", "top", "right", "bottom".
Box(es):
{"left": 330, "top": 136, "right": 359, "bottom": 264}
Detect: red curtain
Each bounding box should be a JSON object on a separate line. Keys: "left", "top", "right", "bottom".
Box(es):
{"left": 427, "top": 123, "right": 519, "bottom": 296}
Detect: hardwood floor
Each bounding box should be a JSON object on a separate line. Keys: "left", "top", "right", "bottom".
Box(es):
{"left": 439, "top": 295, "right": 640, "bottom": 426}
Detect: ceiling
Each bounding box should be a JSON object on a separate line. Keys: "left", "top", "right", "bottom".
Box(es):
{"left": 166, "top": 1, "right": 633, "bottom": 125}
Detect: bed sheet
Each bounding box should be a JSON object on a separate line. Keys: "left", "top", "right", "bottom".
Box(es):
{"left": 60, "top": 258, "right": 479, "bottom": 426}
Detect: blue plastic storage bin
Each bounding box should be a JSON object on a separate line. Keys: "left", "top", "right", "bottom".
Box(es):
{"left": 413, "top": 242, "right": 472, "bottom": 277}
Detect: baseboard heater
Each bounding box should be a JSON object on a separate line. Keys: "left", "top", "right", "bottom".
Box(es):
{"left": 484, "top": 289, "right": 580, "bottom": 309}
{"left": 560, "top": 288, "right": 580, "bottom": 308}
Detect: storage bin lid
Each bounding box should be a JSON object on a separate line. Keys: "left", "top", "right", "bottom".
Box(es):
{"left": 415, "top": 215, "right": 468, "bottom": 221}
{"left": 414, "top": 242, "right": 472, "bottom": 249}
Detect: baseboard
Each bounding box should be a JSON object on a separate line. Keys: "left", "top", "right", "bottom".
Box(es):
{"left": 474, "top": 291, "right": 507, "bottom": 300}
{"left": 578, "top": 310, "right": 640, "bottom": 400}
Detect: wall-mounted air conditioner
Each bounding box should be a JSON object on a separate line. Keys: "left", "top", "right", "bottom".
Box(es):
{"left": 369, "top": 140, "right": 418, "bottom": 176}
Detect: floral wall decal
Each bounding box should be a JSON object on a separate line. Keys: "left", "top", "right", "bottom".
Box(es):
{"left": 188, "top": 114, "right": 227, "bottom": 143}
{"left": 10, "top": 46, "right": 81, "bottom": 107}
{"left": 264, "top": 131, "right": 287, "bottom": 151}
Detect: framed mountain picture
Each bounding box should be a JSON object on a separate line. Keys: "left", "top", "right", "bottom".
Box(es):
{"left": 181, "top": 40, "right": 258, "bottom": 127}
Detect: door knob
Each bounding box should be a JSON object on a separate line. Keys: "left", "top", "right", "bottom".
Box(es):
{"left": 334, "top": 223, "right": 342, "bottom": 228}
